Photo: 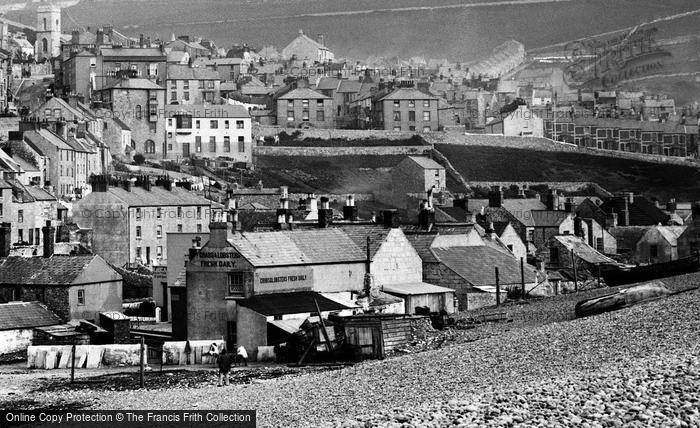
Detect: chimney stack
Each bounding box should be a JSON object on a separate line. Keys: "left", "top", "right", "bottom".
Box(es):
{"left": 620, "top": 197, "right": 630, "bottom": 226}
{"left": 564, "top": 197, "right": 576, "bottom": 214}
{"left": 692, "top": 202, "right": 700, "bottom": 222}
{"left": 488, "top": 186, "right": 503, "bottom": 208}
{"left": 96, "top": 28, "right": 104, "bottom": 45}
{"left": 418, "top": 200, "right": 435, "bottom": 231}
{"left": 318, "top": 197, "right": 333, "bottom": 228}
{"left": 667, "top": 198, "right": 677, "bottom": 214}
{"left": 606, "top": 212, "right": 618, "bottom": 228}
{"left": 453, "top": 194, "right": 468, "bottom": 210}
{"left": 343, "top": 195, "right": 358, "bottom": 221}
{"left": 574, "top": 216, "right": 584, "bottom": 238}
{"left": 276, "top": 197, "right": 290, "bottom": 230}
{"left": 208, "top": 222, "right": 229, "bottom": 247}
{"left": 42, "top": 221, "right": 55, "bottom": 258}
{"left": 382, "top": 209, "right": 400, "bottom": 229}
{"left": 0, "top": 222, "right": 10, "bottom": 258}
{"left": 546, "top": 189, "right": 559, "bottom": 211}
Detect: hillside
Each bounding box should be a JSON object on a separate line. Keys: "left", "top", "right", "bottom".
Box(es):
{"left": 437, "top": 144, "right": 700, "bottom": 201}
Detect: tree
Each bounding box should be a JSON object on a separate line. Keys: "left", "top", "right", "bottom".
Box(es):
{"left": 133, "top": 153, "right": 145, "bottom": 165}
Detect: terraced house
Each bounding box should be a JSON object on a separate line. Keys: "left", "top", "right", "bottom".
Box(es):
{"left": 166, "top": 64, "right": 220, "bottom": 104}
{"left": 164, "top": 104, "right": 252, "bottom": 164}
{"left": 374, "top": 88, "right": 439, "bottom": 132}
{"left": 543, "top": 117, "right": 699, "bottom": 157}
{"left": 276, "top": 88, "right": 334, "bottom": 129}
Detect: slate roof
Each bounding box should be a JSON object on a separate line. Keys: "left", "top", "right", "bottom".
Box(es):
{"left": 657, "top": 226, "right": 686, "bottom": 244}
{"left": 0, "top": 255, "right": 98, "bottom": 286}
{"left": 432, "top": 246, "right": 537, "bottom": 286}
{"left": 600, "top": 196, "right": 670, "bottom": 226}
{"left": 378, "top": 88, "right": 438, "bottom": 101}
{"left": 238, "top": 291, "right": 351, "bottom": 316}
{"left": 167, "top": 64, "right": 220, "bottom": 80}
{"left": 0, "top": 302, "right": 62, "bottom": 331}
{"left": 165, "top": 104, "right": 250, "bottom": 118}
{"left": 100, "top": 47, "right": 166, "bottom": 58}
{"left": 76, "top": 186, "right": 211, "bottom": 208}
{"left": 407, "top": 156, "right": 444, "bottom": 170}
{"left": 277, "top": 88, "right": 329, "bottom": 100}
{"left": 7, "top": 180, "right": 56, "bottom": 202}
{"left": 102, "top": 78, "right": 164, "bottom": 91}
{"left": 336, "top": 225, "right": 391, "bottom": 259}
{"left": 530, "top": 210, "right": 571, "bottom": 227}
{"left": 468, "top": 198, "right": 547, "bottom": 227}
{"left": 382, "top": 282, "right": 455, "bottom": 295}
{"left": 553, "top": 235, "right": 616, "bottom": 264}
{"left": 610, "top": 226, "right": 651, "bottom": 251}
{"left": 436, "top": 206, "right": 473, "bottom": 223}
{"left": 315, "top": 77, "right": 340, "bottom": 91}
{"left": 405, "top": 234, "right": 440, "bottom": 263}
{"left": 229, "top": 229, "right": 366, "bottom": 267}
{"left": 338, "top": 80, "right": 362, "bottom": 93}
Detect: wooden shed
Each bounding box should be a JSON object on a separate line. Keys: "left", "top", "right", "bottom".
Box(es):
{"left": 381, "top": 282, "right": 456, "bottom": 314}
{"left": 329, "top": 313, "right": 428, "bottom": 359}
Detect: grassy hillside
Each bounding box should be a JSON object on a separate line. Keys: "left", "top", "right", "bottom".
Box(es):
{"left": 252, "top": 155, "right": 404, "bottom": 194}
{"left": 437, "top": 144, "right": 700, "bottom": 201}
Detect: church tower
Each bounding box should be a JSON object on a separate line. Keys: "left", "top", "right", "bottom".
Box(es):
{"left": 35, "top": 4, "right": 62, "bottom": 60}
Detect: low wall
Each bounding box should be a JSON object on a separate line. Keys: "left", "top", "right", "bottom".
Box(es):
{"left": 466, "top": 181, "right": 612, "bottom": 195}
{"left": 254, "top": 145, "right": 430, "bottom": 157}
{"left": 27, "top": 344, "right": 144, "bottom": 369}
{"left": 162, "top": 339, "right": 225, "bottom": 365}
{"left": 0, "top": 329, "right": 33, "bottom": 355}
{"left": 254, "top": 126, "right": 418, "bottom": 141}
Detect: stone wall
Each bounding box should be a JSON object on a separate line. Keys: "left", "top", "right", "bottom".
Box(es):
{"left": 254, "top": 126, "right": 418, "bottom": 141}
{"left": 253, "top": 145, "right": 431, "bottom": 157}
{"left": 0, "top": 329, "right": 33, "bottom": 355}
{"left": 27, "top": 344, "right": 145, "bottom": 369}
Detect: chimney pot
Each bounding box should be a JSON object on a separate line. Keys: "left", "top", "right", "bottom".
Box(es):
{"left": 382, "top": 210, "right": 400, "bottom": 229}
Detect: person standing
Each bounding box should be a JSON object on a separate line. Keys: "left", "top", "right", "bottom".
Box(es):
{"left": 216, "top": 349, "right": 233, "bottom": 386}
{"left": 236, "top": 345, "right": 248, "bottom": 367}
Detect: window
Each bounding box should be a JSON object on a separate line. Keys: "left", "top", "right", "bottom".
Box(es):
{"left": 136, "top": 226, "right": 142, "bottom": 239}
{"left": 210, "top": 120, "right": 218, "bottom": 129}
{"left": 156, "top": 246, "right": 163, "bottom": 258}
{"left": 527, "top": 229, "right": 534, "bottom": 242}
{"left": 28, "top": 229, "right": 34, "bottom": 245}
{"left": 197, "top": 207, "right": 202, "bottom": 219}
{"left": 17, "top": 210, "right": 23, "bottom": 223}
{"left": 77, "top": 289, "right": 85, "bottom": 306}
{"left": 236, "top": 120, "right": 244, "bottom": 129}
{"left": 238, "top": 137, "right": 245, "bottom": 153}
{"left": 135, "top": 105, "right": 142, "bottom": 119}
{"left": 209, "top": 137, "right": 216, "bottom": 152}
{"left": 156, "top": 225, "right": 162, "bottom": 238}
{"left": 177, "top": 224, "right": 183, "bottom": 232}
{"left": 393, "top": 111, "right": 401, "bottom": 122}
{"left": 228, "top": 272, "right": 245, "bottom": 295}
{"left": 408, "top": 100, "right": 415, "bottom": 108}
{"left": 287, "top": 111, "right": 294, "bottom": 121}
{"left": 302, "top": 99, "right": 309, "bottom": 109}
{"left": 196, "top": 224, "right": 202, "bottom": 233}
{"left": 207, "top": 81, "right": 215, "bottom": 90}
{"left": 423, "top": 100, "right": 430, "bottom": 107}
{"left": 157, "top": 208, "right": 162, "bottom": 219}
{"left": 144, "top": 140, "right": 156, "bottom": 154}
{"left": 650, "top": 245, "right": 659, "bottom": 258}
{"left": 224, "top": 136, "right": 231, "bottom": 152}
{"left": 171, "top": 91, "right": 177, "bottom": 101}
{"left": 224, "top": 120, "right": 230, "bottom": 129}
{"left": 302, "top": 110, "right": 309, "bottom": 121}
{"left": 316, "top": 110, "right": 325, "bottom": 121}
{"left": 18, "top": 229, "right": 23, "bottom": 243}
{"left": 423, "top": 111, "right": 431, "bottom": 121}
{"left": 287, "top": 100, "right": 294, "bottom": 108}
{"left": 135, "top": 208, "right": 142, "bottom": 220}
{"left": 408, "top": 111, "right": 416, "bottom": 122}
{"left": 136, "top": 247, "right": 142, "bottom": 260}
{"left": 183, "top": 92, "right": 190, "bottom": 101}
{"left": 393, "top": 101, "right": 400, "bottom": 108}
{"left": 183, "top": 81, "right": 189, "bottom": 90}
{"left": 195, "top": 136, "right": 202, "bottom": 152}
{"left": 195, "top": 120, "right": 201, "bottom": 129}
{"left": 199, "top": 80, "right": 205, "bottom": 89}
{"left": 596, "top": 238, "right": 604, "bottom": 252}
{"left": 177, "top": 207, "right": 183, "bottom": 218}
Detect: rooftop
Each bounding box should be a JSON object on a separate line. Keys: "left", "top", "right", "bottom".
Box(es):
{"left": 239, "top": 291, "right": 351, "bottom": 316}
{"left": 277, "top": 88, "right": 330, "bottom": 100}
{"left": 0, "top": 302, "right": 62, "bottom": 331}
{"left": 0, "top": 255, "right": 101, "bottom": 286}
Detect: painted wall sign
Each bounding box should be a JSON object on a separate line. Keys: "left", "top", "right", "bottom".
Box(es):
{"left": 254, "top": 267, "right": 314, "bottom": 293}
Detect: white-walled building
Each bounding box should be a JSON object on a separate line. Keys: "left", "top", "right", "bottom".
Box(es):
{"left": 164, "top": 104, "right": 252, "bottom": 164}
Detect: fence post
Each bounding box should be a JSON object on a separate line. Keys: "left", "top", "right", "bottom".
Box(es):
{"left": 495, "top": 267, "right": 500, "bottom": 306}
{"left": 520, "top": 257, "right": 525, "bottom": 298}
{"left": 571, "top": 249, "right": 578, "bottom": 292}
{"left": 70, "top": 343, "right": 76, "bottom": 384}
{"left": 140, "top": 336, "right": 145, "bottom": 389}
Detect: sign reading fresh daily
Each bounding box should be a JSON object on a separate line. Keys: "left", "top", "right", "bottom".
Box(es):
{"left": 198, "top": 250, "right": 241, "bottom": 268}
{"left": 254, "top": 268, "right": 314, "bottom": 293}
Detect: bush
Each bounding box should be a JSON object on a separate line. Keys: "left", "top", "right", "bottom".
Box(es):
{"left": 133, "top": 153, "right": 145, "bottom": 165}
